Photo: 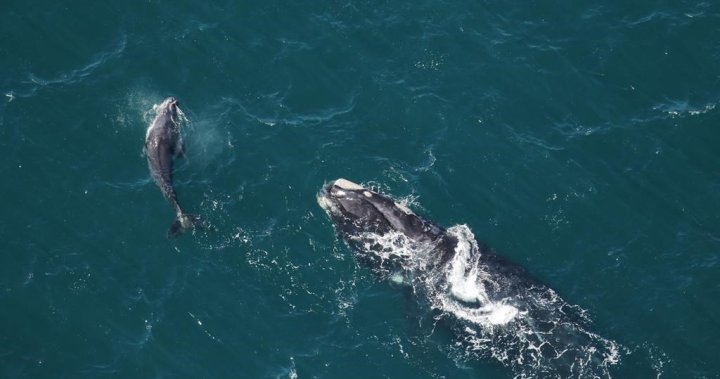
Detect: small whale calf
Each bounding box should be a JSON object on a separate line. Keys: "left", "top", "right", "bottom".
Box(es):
{"left": 145, "top": 97, "right": 201, "bottom": 238}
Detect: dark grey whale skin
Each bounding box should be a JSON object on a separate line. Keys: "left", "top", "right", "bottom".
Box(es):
{"left": 144, "top": 97, "right": 199, "bottom": 238}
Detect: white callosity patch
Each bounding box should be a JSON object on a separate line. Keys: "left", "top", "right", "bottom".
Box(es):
{"left": 317, "top": 193, "right": 338, "bottom": 215}
{"left": 333, "top": 178, "right": 365, "bottom": 190}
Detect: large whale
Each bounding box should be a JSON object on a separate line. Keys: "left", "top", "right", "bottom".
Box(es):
{"left": 317, "top": 178, "right": 622, "bottom": 378}
{"left": 145, "top": 97, "right": 200, "bottom": 238}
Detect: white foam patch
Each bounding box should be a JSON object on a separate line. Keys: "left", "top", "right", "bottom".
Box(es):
{"left": 350, "top": 230, "right": 420, "bottom": 263}
{"left": 389, "top": 272, "right": 406, "bottom": 285}
{"left": 334, "top": 219, "right": 625, "bottom": 377}
{"left": 437, "top": 225, "right": 520, "bottom": 327}
{"left": 485, "top": 304, "right": 519, "bottom": 325}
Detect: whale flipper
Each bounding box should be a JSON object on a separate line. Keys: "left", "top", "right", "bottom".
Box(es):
{"left": 175, "top": 143, "right": 185, "bottom": 159}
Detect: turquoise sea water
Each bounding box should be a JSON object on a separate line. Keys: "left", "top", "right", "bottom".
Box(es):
{"left": 1, "top": 1, "right": 719, "bottom": 378}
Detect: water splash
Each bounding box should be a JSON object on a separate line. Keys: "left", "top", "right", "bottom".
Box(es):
{"left": 339, "top": 219, "right": 625, "bottom": 378}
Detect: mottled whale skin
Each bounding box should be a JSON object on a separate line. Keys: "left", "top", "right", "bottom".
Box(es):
{"left": 145, "top": 97, "right": 200, "bottom": 238}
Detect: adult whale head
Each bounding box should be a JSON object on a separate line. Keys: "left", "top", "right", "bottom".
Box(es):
{"left": 317, "top": 178, "right": 456, "bottom": 269}
{"left": 318, "top": 178, "right": 445, "bottom": 242}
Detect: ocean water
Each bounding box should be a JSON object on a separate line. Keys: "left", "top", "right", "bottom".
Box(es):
{"left": 1, "top": 1, "right": 719, "bottom": 378}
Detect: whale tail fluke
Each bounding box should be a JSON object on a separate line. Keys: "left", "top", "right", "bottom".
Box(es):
{"left": 167, "top": 213, "right": 203, "bottom": 238}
